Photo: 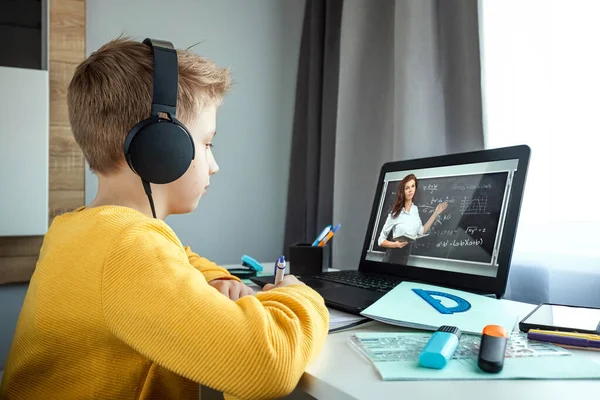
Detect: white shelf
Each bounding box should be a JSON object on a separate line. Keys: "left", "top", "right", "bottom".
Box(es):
{"left": 0, "top": 66, "right": 49, "bottom": 236}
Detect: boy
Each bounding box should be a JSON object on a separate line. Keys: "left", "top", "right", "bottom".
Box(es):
{"left": 0, "top": 38, "right": 329, "bottom": 400}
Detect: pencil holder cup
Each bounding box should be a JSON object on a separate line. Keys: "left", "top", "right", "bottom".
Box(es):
{"left": 288, "top": 243, "right": 324, "bottom": 276}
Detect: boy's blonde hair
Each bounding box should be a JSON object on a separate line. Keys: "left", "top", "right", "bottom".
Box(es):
{"left": 67, "top": 37, "right": 231, "bottom": 175}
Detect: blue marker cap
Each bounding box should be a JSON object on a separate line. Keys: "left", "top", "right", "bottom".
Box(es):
{"left": 241, "top": 255, "right": 263, "bottom": 271}
{"left": 418, "top": 326, "right": 462, "bottom": 369}
{"left": 273, "top": 255, "right": 286, "bottom": 274}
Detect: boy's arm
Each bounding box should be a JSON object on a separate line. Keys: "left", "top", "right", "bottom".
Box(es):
{"left": 184, "top": 246, "right": 240, "bottom": 282}
{"left": 102, "top": 225, "right": 329, "bottom": 400}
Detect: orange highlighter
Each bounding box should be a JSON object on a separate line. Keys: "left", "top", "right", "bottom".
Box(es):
{"left": 317, "top": 224, "right": 341, "bottom": 246}
{"left": 477, "top": 324, "right": 508, "bottom": 373}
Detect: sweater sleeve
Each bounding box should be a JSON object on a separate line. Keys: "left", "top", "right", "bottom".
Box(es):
{"left": 101, "top": 223, "right": 329, "bottom": 400}
{"left": 184, "top": 246, "right": 241, "bottom": 283}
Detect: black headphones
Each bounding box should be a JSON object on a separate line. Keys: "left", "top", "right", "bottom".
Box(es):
{"left": 123, "top": 38, "right": 195, "bottom": 218}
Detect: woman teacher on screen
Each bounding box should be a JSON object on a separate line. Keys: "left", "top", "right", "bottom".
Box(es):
{"left": 378, "top": 174, "right": 448, "bottom": 264}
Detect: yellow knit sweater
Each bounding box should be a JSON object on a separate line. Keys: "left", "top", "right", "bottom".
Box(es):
{"left": 0, "top": 206, "right": 329, "bottom": 400}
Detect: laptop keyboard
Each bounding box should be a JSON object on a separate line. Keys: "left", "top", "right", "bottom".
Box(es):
{"left": 312, "top": 271, "right": 402, "bottom": 292}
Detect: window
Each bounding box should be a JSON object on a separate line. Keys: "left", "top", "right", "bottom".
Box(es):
{"left": 479, "top": 0, "right": 599, "bottom": 268}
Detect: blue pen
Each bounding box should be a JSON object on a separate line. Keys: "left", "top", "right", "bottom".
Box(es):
{"left": 312, "top": 225, "right": 332, "bottom": 246}
{"left": 274, "top": 256, "right": 286, "bottom": 284}
{"left": 317, "top": 224, "right": 341, "bottom": 247}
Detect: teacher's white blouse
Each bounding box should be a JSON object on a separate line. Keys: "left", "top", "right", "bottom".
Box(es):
{"left": 377, "top": 204, "right": 424, "bottom": 246}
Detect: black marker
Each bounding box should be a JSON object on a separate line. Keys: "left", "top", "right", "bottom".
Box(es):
{"left": 478, "top": 324, "right": 508, "bottom": 373}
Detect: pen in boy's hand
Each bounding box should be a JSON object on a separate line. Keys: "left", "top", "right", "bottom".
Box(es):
{"left": 263, "top": 274, "right": 304, "bottom": 291}
{"left": 274, "top": 255, "right": 286, "bottom": 285}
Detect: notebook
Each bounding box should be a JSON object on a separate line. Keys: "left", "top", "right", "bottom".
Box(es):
{"left": 360, "top": 281, "right": 520, "bottom": 335}
{"left": 392, "top": 233, "right": 429, "bottom": 242}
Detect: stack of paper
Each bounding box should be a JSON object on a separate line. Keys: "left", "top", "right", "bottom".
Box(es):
{"left": 328, "top": 308, "right": 368, "bottom": 332}
{"left": 361, "top": 281, "right": 520, "bottom": 335}
{"left": 245, "top": 280, "right": 367, "bottom": 332}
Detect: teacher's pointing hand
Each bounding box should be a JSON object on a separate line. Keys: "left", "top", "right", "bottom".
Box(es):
{"left": 434, "top": 201, "right": 448, "bottom": 215}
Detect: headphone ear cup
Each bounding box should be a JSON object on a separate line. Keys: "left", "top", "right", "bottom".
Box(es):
{"left": 125, "top": 119, "right": 195, "bottom": 184}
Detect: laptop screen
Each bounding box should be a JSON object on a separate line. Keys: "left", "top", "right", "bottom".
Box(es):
{"left": 364, "top": 158, "right": 520, "bottom": 278}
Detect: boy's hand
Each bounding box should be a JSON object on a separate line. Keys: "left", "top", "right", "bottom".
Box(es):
{"left": 263, "top": 275, "right": 305, "bottom": 291}
{"left": 209, "top": 279, "right": 254, "bottom": 301}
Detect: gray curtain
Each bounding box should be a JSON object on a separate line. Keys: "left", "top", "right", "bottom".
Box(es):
{"left": 333, "top": 0, "right": 485, "bottom": 269}
{"left": 283, "top": 0, "right": 343, "bottom": 267}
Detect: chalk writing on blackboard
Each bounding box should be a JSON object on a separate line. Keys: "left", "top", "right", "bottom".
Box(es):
{"left": 460, "top": 196, "right": 488, "bottom": 215}
{"left": 412, "top": 238, "right": 485, "bottom": 250}
{"left": 422, "top": 184, "right": 439, "bottom": 194}
{"left": 452, "top": 183, "right": 493, "bottom": 191}
{"left": 465, "top": 226, "right": 487, "bottom": 234}
{"left": 436, "top": 238, "right": 484, "bottom": 248}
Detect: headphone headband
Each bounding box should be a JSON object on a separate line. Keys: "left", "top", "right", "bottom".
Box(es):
{"left": 143, "top": 38, "right": 178, "bottom": 118}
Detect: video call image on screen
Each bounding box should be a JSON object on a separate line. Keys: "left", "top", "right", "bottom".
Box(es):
{"left": 365, "top": 159, "right": 520, "bottom": 278}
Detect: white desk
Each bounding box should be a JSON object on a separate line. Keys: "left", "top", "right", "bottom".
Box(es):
{"left": 223, "top": 263, "right": 600, "bottom": 400}
{"left": 300, "top": 320, "right": 600, "bottom": 400}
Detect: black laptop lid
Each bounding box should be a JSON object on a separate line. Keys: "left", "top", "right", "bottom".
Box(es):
{"left": 359, "top": 145, "right": 530, "bottom": 298}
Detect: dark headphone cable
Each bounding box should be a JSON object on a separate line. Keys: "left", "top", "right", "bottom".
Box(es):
{"left": 141, "top": 180, "right": 157, "bottom": 218}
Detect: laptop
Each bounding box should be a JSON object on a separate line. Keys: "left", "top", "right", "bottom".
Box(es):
{"left": 251, "top": 145, "right": 530, "bottom": 315}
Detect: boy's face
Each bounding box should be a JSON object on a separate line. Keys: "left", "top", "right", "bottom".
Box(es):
{"left": 166, "top": 105, "right": 219, "bottom": 214}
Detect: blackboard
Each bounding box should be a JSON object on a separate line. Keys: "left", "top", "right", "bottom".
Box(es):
{"left": 371, "top": 172, "right": 510, "bottom": 264}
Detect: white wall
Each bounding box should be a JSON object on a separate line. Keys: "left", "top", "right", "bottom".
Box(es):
{"left": 85, "top": 0, "right": 306, "bottom": 264}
